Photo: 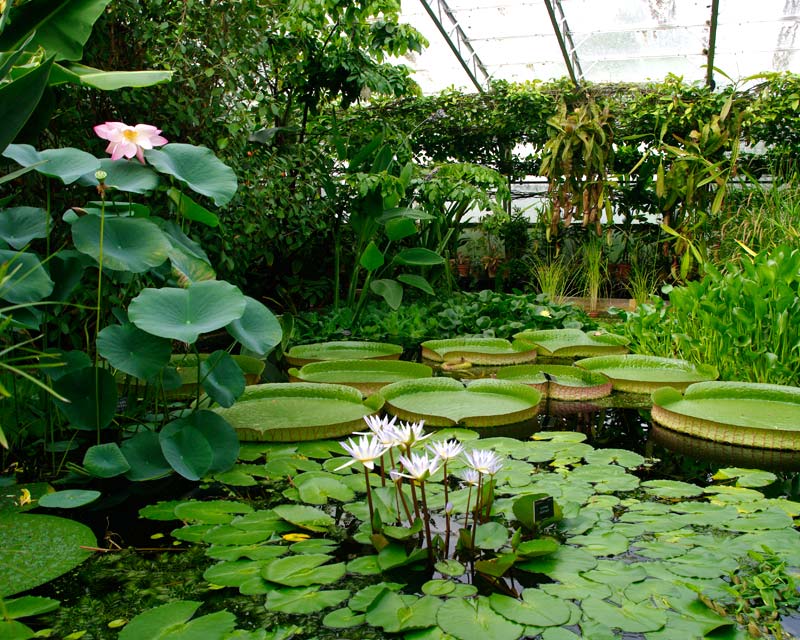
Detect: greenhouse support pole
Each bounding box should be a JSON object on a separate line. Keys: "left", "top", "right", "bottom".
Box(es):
{"left": 706, "top": 0, "right": 720, "bottom": 88}
{"left": 418, "top": 0, "right": 489, "bottom": 93}
{"left": 544, "top": 0, "right": 583, "bottom": 88}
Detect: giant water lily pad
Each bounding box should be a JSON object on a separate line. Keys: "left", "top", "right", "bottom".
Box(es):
{"left": 575, "top": 355, "right": 718, "bottom": 394}
{"left": 514, "top": 329, "right": 630, "bottom": 357}
{"left": 380, "top": 377, "right": 541, "bottom": 427}
{"left": 213, "top": 383, "right": 384, "bottom": 441}
{"left": 652, "top": 381, "right": 800, "bottom": 451}
{"left": 288, "top": 359, "right": 433, "bottom": 395}
{"left": 285, "top": 341, "right": 403, "bottom": 367}
{"left": 0, "top": 513, "right": 95, "bottom": 597}
{"left": 421, "top": 337, "right": 537, "bottom": 365}
{"left": 496, "top": 364, "right": 612, "bottom": 400}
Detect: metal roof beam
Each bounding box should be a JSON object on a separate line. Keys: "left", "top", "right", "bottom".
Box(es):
{"left": 544, "top": 0, "right": 584, "bottom": 88}
{"left": 706, "top": 0, "right": 720, "bottom": 88}
{"left": 418, "top": 0, "right": 491, "bottom": 93}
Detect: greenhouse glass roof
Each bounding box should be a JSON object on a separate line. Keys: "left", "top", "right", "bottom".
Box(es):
{"left": 400, "top": 0, "right": 800, "bottom": 93}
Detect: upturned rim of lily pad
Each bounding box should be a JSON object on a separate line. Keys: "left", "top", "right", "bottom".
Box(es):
{"left": 420, "top": 337, "right": 538, "bottom": 365}
{"left": 575, "top": 354, "right": 718, "bottom": 394}
{"left": 513, "top": 328, "right": 630, "bottom": 357}
{"left": 288, "top": 359, "right": 433, "bottom": 396}
{"left": 496, "top": 364, "right": 612, "bottom": 400}
{"left": 651, "top": 381, "right": 800, "bottom": 451}
{"left": 285, "top": 341, "right": 403, "bottom": 367}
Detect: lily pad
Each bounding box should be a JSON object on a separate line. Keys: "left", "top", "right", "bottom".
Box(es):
{"left": 514, "top": 328, "right": 630, "bottom": 357}
{"left": 421, "top": 337, "right": 537, "bottom": 365}
{"left": 496, "top": 364, "right": 612, "bottom": 400}
{"left": 0, "top": 513, "right": 95, "bottom": 597}
{"left": 119, "top": 599, "right": 235, "bottom": 640}
{"left": 575, "top": 355, "right": 718, "bottom": 394}
{"left": 652, "top": 381, "right": 800, "bottom": 450}
{"left": 489, "top": 589, "right": 571, "bottom": 627}
{"left": 37, "top": 489, "right": 100, "bottom": 509}
{"left": 437, "top": 596, "right": 524, "bottom": 640}
{"left": 213, "top": 383, "right": 384, "bottom": 441}
{"left": 284, "top": 341, "right": 403, "bottom": 367}
{"left": 380, "top": 377, "right": 541, "bottom": 428}
{"left": 288, "top": 359, "right": 433, "bottom": 396}
{"left": 265, "top": 587, "right": 349, "bottom": 614}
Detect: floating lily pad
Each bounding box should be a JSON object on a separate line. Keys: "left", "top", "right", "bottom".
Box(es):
{"left": 213, "top": 383, "right": 384, "bottom": 441}
{"left": 652, "top": 381, "right": 800, "bottom": 450}
{"left": 0, "top": 513, "right": 95, "bottom": 597}
{"left": 284, "top": 341, "right": 403, "bottom": 367}
{"left": 514, "top": 329, "right": 630, "bottom": 358}
{"left": 575, "top": 355, "right": 718, "bottom": 393}
{"left": 421, "top": 337, "right": 537, "bottom": 365}
{"left": 650, "top": 424, "right": 800, "bottom": 471}
{"left": 288, "top": 359, "right": 433, "bottom": 396}
{"left": 380, "top": 378, "right": 542, "bottom": 428}
{"left": 496, "top": 364, "right": 612, "bottom": 400}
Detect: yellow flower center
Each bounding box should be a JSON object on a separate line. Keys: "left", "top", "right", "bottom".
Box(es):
{"left": 122, "top": 129, "right": 139, "bottom": 142}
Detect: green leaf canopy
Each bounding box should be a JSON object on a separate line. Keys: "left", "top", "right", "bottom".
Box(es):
{"left": 159, "top": 411, "right": 239, "bottom": 480}
{"left": 144, "top": 143, "right": 237, "bottom": 206}
{"left": 52, "top": 366, "right": 117, "bottom": 431}
{"left": 72, "top": 216, "right": 171, "bottom": 272}
{"left": 0, "top": 207, "right": 49, "bottom": 249}
{"left": 96, "top": 322, "right": 172, "bottom": 379}
{"left": 129, "top": 281, "right": 247, "bottom": 343}
{"left": 0, "top": 250, "right": 53, "bottom": 303}
{"left": 3, "top": 144, "right": 99, "bottom": 184}
{"left": 200, "top": 350, "right": 245, "bottom": 408}
{"left": 226, "top": 296, "right": 282, "bottom": 356}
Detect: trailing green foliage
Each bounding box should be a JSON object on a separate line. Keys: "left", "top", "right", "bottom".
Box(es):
{"left": 292, "top": 290, "right": 594, "bottom": 349}
{"left": 621, "top": 245, "right": 800, "bottom": 386}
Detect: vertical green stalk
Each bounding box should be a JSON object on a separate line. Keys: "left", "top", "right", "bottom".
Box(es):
{"left": 419, "top": 481, "right": 434, "bottom": 565}
{"left": 93, "top": 172, "right": 107, "bottom": 445}
{"left": 364, "top": 466, "right": 375, "bottom": 532}
{"left": 442, "top": 460, "right": 452, "bottom": 556}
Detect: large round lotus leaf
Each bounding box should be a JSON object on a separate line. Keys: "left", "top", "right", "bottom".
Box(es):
{"left": 72, "top": 216, "right": 171, "bottom": 272}
{"left": 52, "top": 366, "right": 117, "bottom": 431}
{"left": 652, "top": 381, "right": 800, "bottom": 450}
{"left": 199, "top": 351, "right": 245, "bottom": 408}
{"left": 120, "top": 430, "right": 173, "bottom": 481}
{"left": 366, "top": 592, "right": 442, "bottom": 633}
{"left": 285, "top": 341, "right": 403, "bottom": 366}
{"left": 144, "top": 143, "right": 237, "bottom": 206}
{"left": 83, "top": 442, "right": 131, "bottom": 478}
{"left": 289, "top": 359, "right": 433, "bottom": 396}
{"left": 0, "top": 513, "right": 95, "bottom": 597}
{"left": 226, "top": 296, "right": 282, "bottom": 356}
{"left": 0, "top": 250, "right": 53, "bottom": 303}
{"left": 496, "top": 364, "right": 612, "bottom": 400}
{"left": 213, "top": 383, "right": 384, "bottom": 441}
{"left": 0, "top": 207, "right": 49, "bottom": 249}
{"left": 92, "top": 158, "right": 160, "bottom": 194}
{"left": 3, "top": 145, "right": 100, "bottom": 184}
{"left": 159, "top": 411, "right": 239, "bottom": 480}
{"left": 38, "top": 489, "right": 101, "bottom": 509}
{"left": 514, "top": 328, "right": 630, "bottom": 357}
{"left": 380, "top": 377, "right": 541, "bottom": 427}
{"left": 119, "top": 599, "right": 235, "bottom": 640}
{"left": 129, "top": 280, "right": 247, "bottom": 343}
{"left": 575, "top": 355, "right": 718, "bottom": 394}
{"left": 421, "top": 337, "right": 538, "bottom": 365}
{"left": 437, "top": 596, "right": 524, "bottom": 640}
{"left": 97, "top": 322, "right": 172, "bottom": 379}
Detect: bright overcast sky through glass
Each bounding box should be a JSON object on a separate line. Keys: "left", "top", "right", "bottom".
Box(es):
{"left": 398, "top": 0, "right": 800, "bottom": 94}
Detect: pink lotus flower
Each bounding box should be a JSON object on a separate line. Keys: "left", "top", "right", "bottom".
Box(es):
{"left": 94, "top": 122, "right": 168, "bottom": 163}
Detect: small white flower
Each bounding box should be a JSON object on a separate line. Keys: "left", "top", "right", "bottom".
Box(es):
{"left": 427, "top": 439, "right": 463, "bottom": 461}
{"left": 389, "top": 469, "right": 404, "bottom": 483}
{"left": 460, "top": 468, "right": 481, "bottom": 486}
{"left": 358, "top": 414, "right": 401, "bottom": 447}
{"left": 464, "top": 449, "right": 503, "bottom": 476}
{"left": 394, "top": 420, "right": 431, "bottom": 449}
{"left": 397, "top": 452, "right": 441, "bottom": 481}
{"left": 336, "top": 435, "right": 389, "bottom": 471}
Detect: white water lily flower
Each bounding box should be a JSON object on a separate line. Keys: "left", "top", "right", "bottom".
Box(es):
{"left": 460, "top": 468, "right": 481, "bottom": 486}
{"left": 357, "top": 414, "right": 401, "bottom": 447}
{"left": 336, "top": 435, "right": 389, "bottom": 471}
{"left": 464, "top": 449, "right": 503, "bottom": 476}
{"left": 394, "top": 420, "right": 431, "bottom": 449}
{"left": 427, "top": 439, "right": 463, "bottom": 461}
{"left": 397, "top": 452, "right": 441, "bottom": 481}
